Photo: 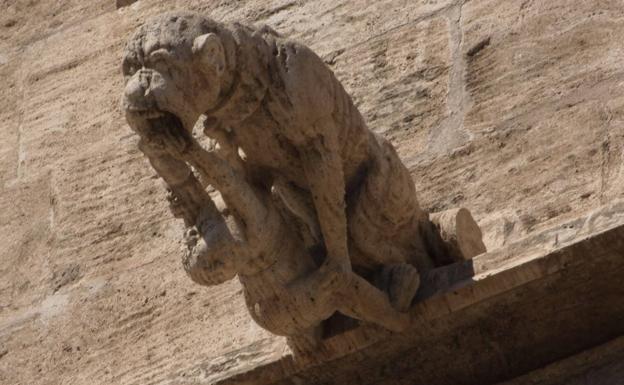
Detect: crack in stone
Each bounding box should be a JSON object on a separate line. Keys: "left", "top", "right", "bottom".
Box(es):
{"left": 599, "top": 105, "right": 614, "bottom": 204}
{"left": 6, "top": 56, "right": 27, "bottom": 187}
{"left": 321, "top": 1, "right": 460, "bottom": 58}
{"left": 417, "top": 0, "right": 472, "bottom": 165}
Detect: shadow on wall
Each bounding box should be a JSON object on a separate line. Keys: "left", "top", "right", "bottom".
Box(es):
{"left": 116, "top": 0, "right": 138, "bottom": 9}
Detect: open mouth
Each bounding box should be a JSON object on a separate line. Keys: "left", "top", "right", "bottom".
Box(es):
{"left": 149, "top": 111, "right": 191, "bottom": 142}
{"left": 128, "top": 109, "right": 192, "bottom": 153}
{"left": 125, "top": 107, "right": 166, "bottom": 119}
{"left": 146, "top": 110, "right": 186, "bottom": 133}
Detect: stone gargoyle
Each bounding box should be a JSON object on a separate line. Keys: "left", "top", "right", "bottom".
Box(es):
{"left": 121, "top": 12, "right": 486, "bottom": 352}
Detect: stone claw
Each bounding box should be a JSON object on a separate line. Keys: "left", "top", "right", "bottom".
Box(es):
{"left": 377, "top": 263, "right": 421, "bottom": 312}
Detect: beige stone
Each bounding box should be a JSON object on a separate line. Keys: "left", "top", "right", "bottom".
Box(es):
{"left": 206, "top": 201, "right": 624, "bottom": 384}
{"left": 1, "top": 1, "right": 623, "bottom": 384}
{"left": 428, "top": 208, "right": 486, "bottom": 262}
{"left": 121, "top": 12, "right": 484, "bottom": 353}
{"left": 116, "top": 0, "right": 138, "bottom": 9}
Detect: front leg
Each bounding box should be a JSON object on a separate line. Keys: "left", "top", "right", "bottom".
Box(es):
{"left": 297, "top": 129, "right": 414, "bottom": 332}
{"left": 299, "top": 134, "right": 351, "bottom": 291}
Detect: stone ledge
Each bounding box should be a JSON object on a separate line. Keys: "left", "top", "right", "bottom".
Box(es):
{"left": 208, "top": 201, "right": 624, "bottom": 385}
{"left": 500, "top": 335, "right": 624, "bottom": 384}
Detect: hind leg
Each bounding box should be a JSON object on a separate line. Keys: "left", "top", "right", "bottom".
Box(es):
{"left": 347, "top": 136, "right": 433, "bottom": 308}
{"left": 349, "top": 136, "right": 431, "bottom": 265}
{"left": 336, "top": 273, "right": 410, "bottom": 332}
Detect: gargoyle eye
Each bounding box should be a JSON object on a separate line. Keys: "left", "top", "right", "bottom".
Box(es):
{"left": 122, "top": 57, "right": 139, "bottom": 77}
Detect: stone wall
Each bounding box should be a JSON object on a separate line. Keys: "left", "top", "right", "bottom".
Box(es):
{"left": 0, "top": 1, "right": 622, "bottom": 384}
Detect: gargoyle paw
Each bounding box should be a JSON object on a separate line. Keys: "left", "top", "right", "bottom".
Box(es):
{"left": 378, "top": 263, "right": 421, "bottom": 312}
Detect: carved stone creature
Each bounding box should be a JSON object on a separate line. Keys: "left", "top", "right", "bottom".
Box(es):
{"left": 121, "top": 12, "right": 485, "bottom": 351}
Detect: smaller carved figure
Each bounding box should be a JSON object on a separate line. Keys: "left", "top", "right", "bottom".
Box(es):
{"left": 178, "top": 131, "right": 413, "bottom": 349}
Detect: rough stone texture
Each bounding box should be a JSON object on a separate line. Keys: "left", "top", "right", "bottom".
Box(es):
{"left": 0, "top": 1, "right": 623, "bottom": 384}
{"left": 120, "top": 12, "right": 485, "bottom": 349}
{"left": 499, "top": 336, "right": 624, "bottom": 385}
{"left": 411, "top": 0, "right": 624, "bottom": 250}
{"left": 208, "top": 201, "right": 624, "bottom": 384}
{"left": 117, "top": 0, "right": 139, "bottom": 9}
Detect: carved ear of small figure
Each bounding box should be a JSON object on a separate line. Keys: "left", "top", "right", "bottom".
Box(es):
{"left": 193, "top": 33, "right": 226, "bottom": 77}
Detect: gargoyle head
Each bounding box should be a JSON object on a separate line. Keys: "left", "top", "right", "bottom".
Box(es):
{"left": 121, "top": 12, "right": 236, "bottom": 136}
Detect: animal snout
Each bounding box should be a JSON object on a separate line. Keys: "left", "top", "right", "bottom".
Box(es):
{"left": 123, "top": 69, "right": 155, "bottom": 111}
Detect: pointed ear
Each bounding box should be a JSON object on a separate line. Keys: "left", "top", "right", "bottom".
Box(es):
{"left": 192, "top": 33, "right": 225, "bottom": 76}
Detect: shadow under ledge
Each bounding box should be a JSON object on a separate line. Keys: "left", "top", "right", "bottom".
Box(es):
{"left": 205, "top": 201, "right": 624, "bottom": 385}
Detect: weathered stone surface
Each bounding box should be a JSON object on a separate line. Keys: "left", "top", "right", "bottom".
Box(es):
{"left": 206, "top": 201, "right": 624, "bottom": 385}
{"left": 116, "top": 0, "right": 139, "bottom": 9}
{"left": 411, "top": 0, "right": 624, "bottom": 250}
{"left": 0, "top": 0, "right": 113, "bottom": 47}
{"left": 331, "top": 15, "right": 452, "bottom": 160}
{"left": 121, "top": 12, "right": 481, "bottom": 351}
{"left": 1, "top": 1, "right": 623, "bottom": 384}
{"left": 428, "top": 208, "right": 486, "bottom": 262}
{"left": 499, "top": 336, "right": 624, "bottom": 385}
{"left": 0, "top": 47, "right": 21, "bottom": 187}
